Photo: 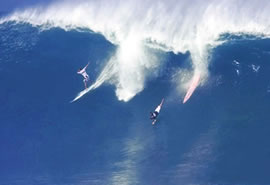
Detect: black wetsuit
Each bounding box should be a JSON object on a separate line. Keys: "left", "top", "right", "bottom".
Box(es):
{"left": 150, "top": 111, "right": 159, "bottom": 120}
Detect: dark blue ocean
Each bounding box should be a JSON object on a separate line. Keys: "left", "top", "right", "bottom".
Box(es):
{"left": 1, "top": 18, "right": 270, "bottom": 185}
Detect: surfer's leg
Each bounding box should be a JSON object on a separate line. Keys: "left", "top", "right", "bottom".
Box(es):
{"left": 83, "top": 79, "right": 87, "bottom": 89}
{"left": 150, "top": 112, "right": 154, "bottom": 120}
{"left": 152, "top": 119, "right": 157, "bottom": 125}
{"left": 85, "top": 75, "right": 90, "bottom": 84}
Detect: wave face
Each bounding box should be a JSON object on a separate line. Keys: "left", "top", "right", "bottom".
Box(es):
{"left": 1, "top": 2, "right": 270, "bottom": 185}
{"left": 2, "top": 0, "right": 270, "bottom": 101}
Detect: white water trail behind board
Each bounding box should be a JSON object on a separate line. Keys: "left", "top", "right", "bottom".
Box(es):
{"left": 71, "top": 59, "right": 116, "bottom": 102}
{"left": 183, "top": 72, "right": 201, "bottom": 104}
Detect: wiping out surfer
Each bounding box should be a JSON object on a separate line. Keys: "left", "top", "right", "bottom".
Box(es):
{"left": 77, "top": 62, "right": 90, "bottom": 89}
{"left": 150, "top": 98, "right": 164, "bottom": 125}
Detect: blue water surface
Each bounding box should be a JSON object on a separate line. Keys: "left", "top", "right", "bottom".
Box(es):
{"left": 1, "top": 23, "right": 270, "bottom": 185}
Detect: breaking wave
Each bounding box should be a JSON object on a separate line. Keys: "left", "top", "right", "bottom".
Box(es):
{"left": 2, "top": 0, "right": 270, "bottom": 101}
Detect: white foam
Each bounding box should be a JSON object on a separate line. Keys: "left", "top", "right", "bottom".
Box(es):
{"left": 113, "top": 35, "right": 160, "bottom": 101}
{"left": 2, "top": 0, "right": 270, "bottom": 101}
{"left": 250, "top": 64, "right": 260, "bottom": 72}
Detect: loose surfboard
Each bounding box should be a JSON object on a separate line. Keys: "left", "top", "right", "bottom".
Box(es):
{"left": 183, "top": 73, "right": 200, "bottom": 104}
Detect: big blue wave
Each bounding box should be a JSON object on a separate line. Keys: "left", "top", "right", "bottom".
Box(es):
{"left": 2, "top": 0, "right": 270, "bottom": 102}
{"left": 1, "top": 2, "right": 270, "bottom": 185}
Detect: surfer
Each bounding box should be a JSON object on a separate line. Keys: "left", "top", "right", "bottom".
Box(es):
{"left": 150, "top": 98, "right": 164, "bottom": 125}
{"left": 77, "top": 62, "right": 90, "bottom": 89}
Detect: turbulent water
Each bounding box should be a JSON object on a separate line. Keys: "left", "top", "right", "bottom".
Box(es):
{"left": 1, "top": 1, "right": 270, "bottom": 184}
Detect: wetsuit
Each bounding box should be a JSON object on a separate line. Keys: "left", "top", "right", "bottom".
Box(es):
{"left": 150, "top": 104, "right": 162, "bottom": 120}
{"left": 77, "top": 67, "right": 90, "bottom": 88}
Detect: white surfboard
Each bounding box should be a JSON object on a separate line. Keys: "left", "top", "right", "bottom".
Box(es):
{"left": 71, "top": 84, "right": 95, "bottom": 103}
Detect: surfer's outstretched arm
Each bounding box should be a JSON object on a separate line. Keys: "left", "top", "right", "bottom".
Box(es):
{"left": 83, "top": 62, "right": 90, "bottom": 70}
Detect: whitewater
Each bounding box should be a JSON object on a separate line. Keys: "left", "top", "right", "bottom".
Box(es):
{"left": 1, "top": 0, "right": 270, "bottom": 102}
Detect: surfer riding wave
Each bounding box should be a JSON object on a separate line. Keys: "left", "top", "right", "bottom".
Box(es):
{"left": 150, "top": 98, "right": 164, "bottom": 125}
{"left": 77, "top": 62, "right": 90, "bottom": 89}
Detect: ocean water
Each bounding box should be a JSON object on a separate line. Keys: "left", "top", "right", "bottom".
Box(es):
{"left": 1, "top": 1, "right": 270, "bottom": 185}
